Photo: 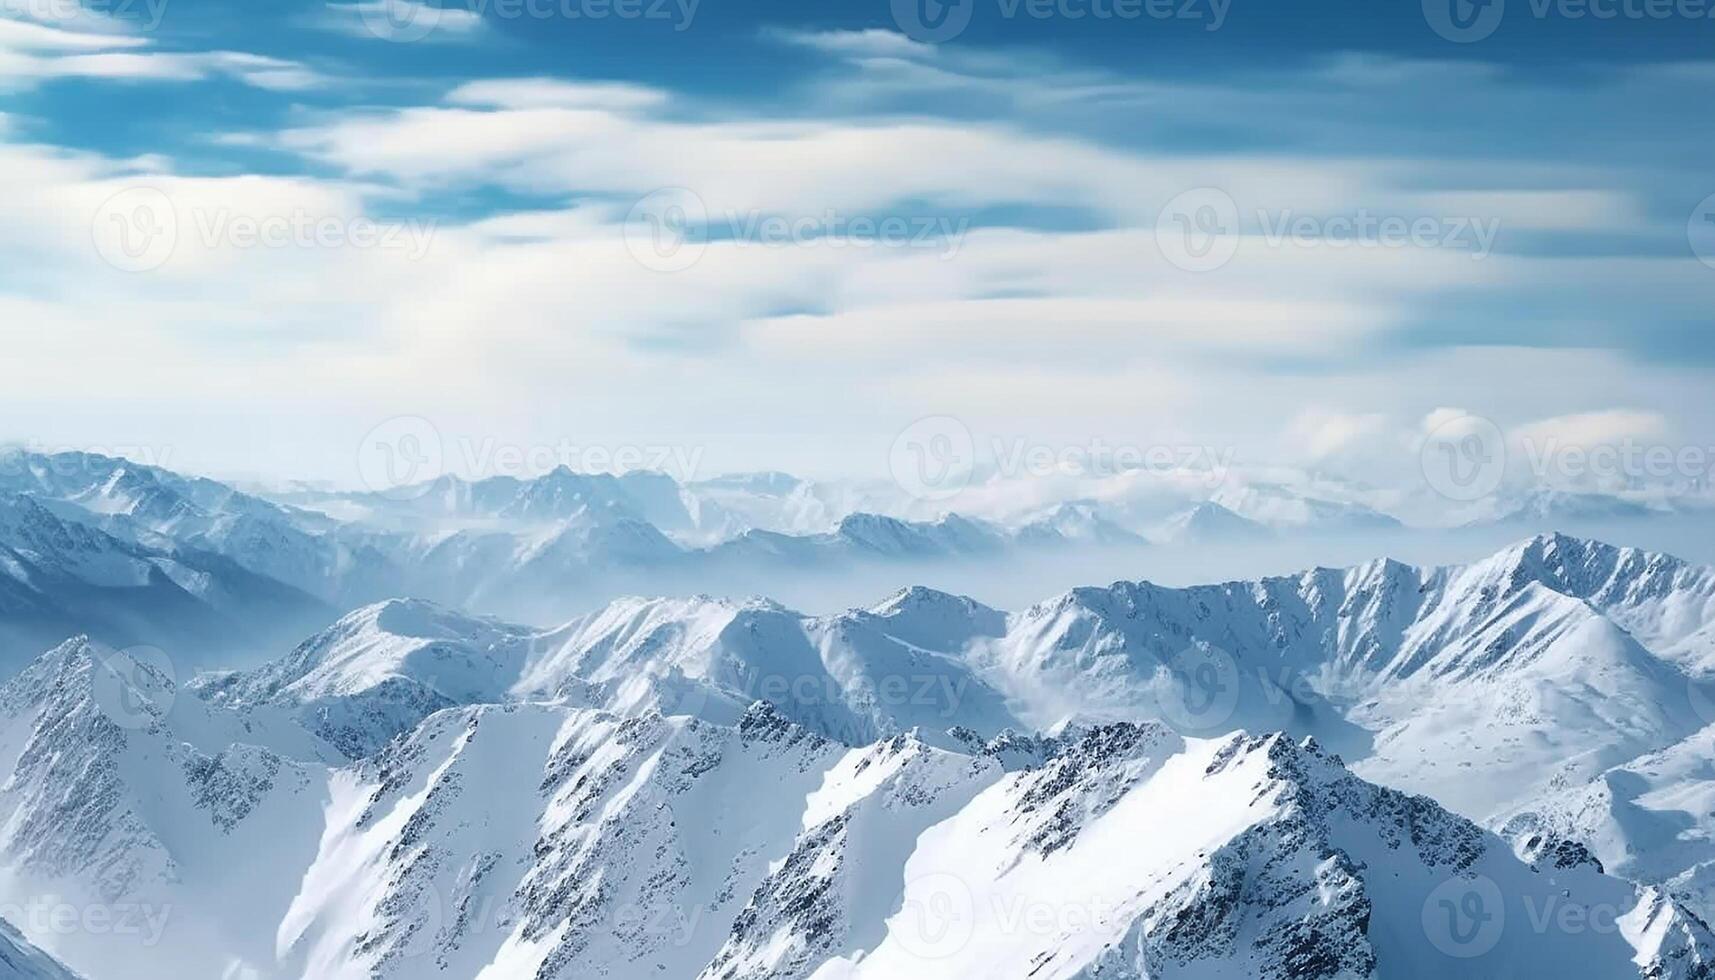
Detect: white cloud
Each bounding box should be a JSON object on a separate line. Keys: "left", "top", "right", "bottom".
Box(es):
{"left": 0, "top": 16, "right": 147, "bottom": 50}
{"left": 0, "top": 12, "right": 324, "bottom": 88}
{"left": 2, "top": 43, "right": 1712, "bottom": 485}
{"left": 764, "top": 27, "right": 937, "bottom": 60}
{"left": 447, "top": 77, "right": 668, "bottom": 110}
{"left": 316, "top": 0, "right": 485, "bottom": 41}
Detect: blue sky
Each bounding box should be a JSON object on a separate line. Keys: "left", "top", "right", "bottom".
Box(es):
{"left": 1, "top": 0, "right": 1712, "bottom": 485}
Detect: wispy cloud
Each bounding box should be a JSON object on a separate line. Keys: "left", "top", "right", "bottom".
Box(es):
{"left": 316, "top": 0, "right": 486, "bottom": 42}
{"left": 0, "top": 11, "right": 324, "bottom": 89}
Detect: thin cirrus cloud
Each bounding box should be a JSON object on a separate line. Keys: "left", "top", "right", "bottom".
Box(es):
{"left": 0, "top": 9, "right": 323, "bottom": 89}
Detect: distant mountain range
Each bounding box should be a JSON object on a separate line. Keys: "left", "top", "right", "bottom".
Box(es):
{"left": 4, "top": 447, "right": 1708, "bottom": 673}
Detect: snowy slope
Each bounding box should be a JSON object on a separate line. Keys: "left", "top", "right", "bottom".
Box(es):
{"left": 3, "top": 531, "right": 1715, "bottom": 977}
{"left": 0, "top": 920, "right": 79, "bottom": 980}
{"left": 1500, "top": 721, "right": 1715, "bottom": 926}
{"left": 194, "top": 598, "right": 551, "bottom": 757}
{"left": 208, "top": 589, "right": 1021, "bottom": 751}
{"left": 0, "top": 638, "right": 341, "bottom": 979}
{"left": 0, "top": 493, "right": 332, "bottom": 669}
{"left": 4, "top": 676, "right": 1710, "bottom": 979}
{"left": 787, "top": 730, "right": 1715, "bottom": 980}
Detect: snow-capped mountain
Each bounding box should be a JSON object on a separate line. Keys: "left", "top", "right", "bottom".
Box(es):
{"left": 1015, "top": 499, "right": 1148, "bottom": 547}
{"left": 205, "top": 587, "right": 1019, "bottom": 753}
{"left": 193, "top": 598, "right": 549, "bottom": 758}
{"left": 203, "top": 533, "right": 1715, "bottom": 822}
{"left": 0, "top": 492, "right": 332, "bottom": 669}
{"left": 2, "top": 647, "right": 1710, "bottom": 979}
{"left": 1155, "top": 500, "right": 1272, "bottom": 545}
{"left": 1210, "top": 481, "right": 1403, "bottom": 532}
{"left": 0, "top": 639, "right": 340, "bottom": 979}
{"left": 0, "top": 451, "right": 1168, "bottom": 662}
{"left": 6, "top": 525, "right": 1715, "bottom": 978}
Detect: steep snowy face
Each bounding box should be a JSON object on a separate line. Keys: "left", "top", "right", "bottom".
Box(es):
{"left": 194, "top": 598, "right": 547, "bottom": 757}
{"left": 192, "top": 533, "right": 1715, "bottom": 824}
{"left": 520, "top": 591, "right": 1023, "bottom": 745}
{"left": 277, "top": 702, "right": 849, "bottom": 980}
{"left": 202, "top": 588, "right": 1021, "bottom": 759}
{"left": 4, "top": 649, "right": 1714, "bottom": 980}
{"left": 0, "top": 639, "right": 340, "bottom": 980}
{"left": 780, "top": 731, "right": 1715, "bottom": 980}
{"left": 0, "top": 919, "right": 81, "bottom": 980}
{"left": 1481, "top": 533, "right": 1715, "bottom": 670}
{"left": 973, "top": 534, "right": 1715, "bottom": 818}
{"left": 1501, "top": 721, "right": 1715, "bottom": 927}
{"left": 0, "top": 451, "right": 361, "bottom": 603}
